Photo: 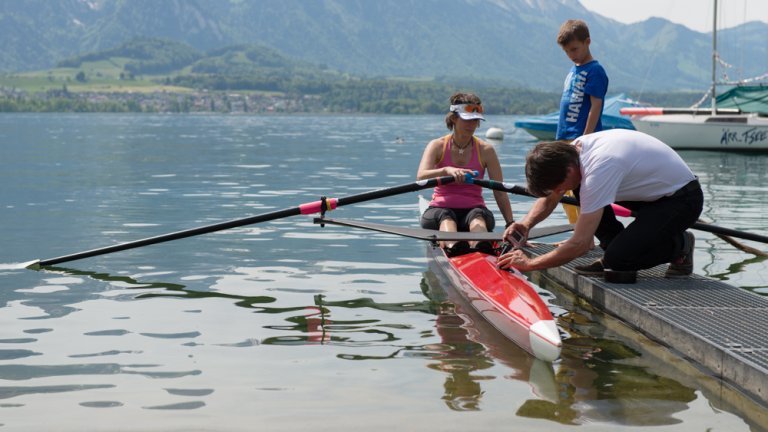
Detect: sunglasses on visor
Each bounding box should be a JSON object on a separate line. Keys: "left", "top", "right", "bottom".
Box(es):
{"left": 450, "top": 103, "right": 484, "bottom": 114}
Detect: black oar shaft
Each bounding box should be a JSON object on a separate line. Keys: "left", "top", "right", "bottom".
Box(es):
{"left": 692, "top": 223, "right": 768, "bottom": 243}
{"left": 37, "top": 207, "right": 302, "bottom": 267}
{"left": 34, "top": 176, "right": 455, "bottom": 267}
{"left": 471, "top": 179, "right": 579, "bottom": 204}
{"left": 471, "top": 178, "right": 768, "bottom": 245}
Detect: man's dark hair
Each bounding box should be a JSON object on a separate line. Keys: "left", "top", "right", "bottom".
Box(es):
{"left": 525, "top": 141, "right": 579, "bottom": 197}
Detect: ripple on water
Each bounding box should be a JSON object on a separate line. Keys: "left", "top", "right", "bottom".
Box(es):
{"left": 84, "top": 329, "right": 131, "bottom": 336}
{"left": 0, "top": 385, "right": 114, "bottom": 399}
{"left": 69, "top": 350, "right": 139, "bottom": 358}
{"left": 164, "top": 388, "right": 214, "bottom": 397}
{"left": 0, "top": 339, "right": 36, "bottom": 344}
{"left": 79, "top": 401, "right": 124, "bottom": 408}
{"left": 142, "top": 401, "right": 206, "bottom": 410}
{"left": 0, "top": 350, "right": 41, "bottom": 360}
{"left": 16, "top": 285, "right": 69, "bottom": 294}
{"left": 23, "top": 328, "right": 53, "bottom": 334}
{"left": 139, "top": 331, "right": 201, "bottom": 339}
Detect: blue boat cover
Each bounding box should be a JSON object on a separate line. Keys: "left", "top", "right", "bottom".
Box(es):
{"left": 515, "top": 93, "right": 641, "bottom": 138}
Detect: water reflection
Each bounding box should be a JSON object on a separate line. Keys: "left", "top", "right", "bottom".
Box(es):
{"left": 5, "top": 260, "right": 722, "bottom": 427}
{"left": 422, "top": 265, "right": 700, "bottom": 426}
{"left": 41, "top": 265, "right": 277, "bottom": 309}
{"left": 527, "top": 333, "right": 696, "bottom": 426}
{"left": 421, "top": 269, "right": 559, "bottom": 412}
{"left": 32, "top": 266, "right": 438, "bottom": 350}
{"left": 263, "top": 294, "right": 436, "bottom": 349}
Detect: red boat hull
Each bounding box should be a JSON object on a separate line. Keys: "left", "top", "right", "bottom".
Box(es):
{"left": 426, "top": 243, "right": 562, "bottom": 361}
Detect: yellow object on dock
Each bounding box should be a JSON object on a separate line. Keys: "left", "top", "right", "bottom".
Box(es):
{"left": 562, "top": 190, "right": 580, "bottom": 223}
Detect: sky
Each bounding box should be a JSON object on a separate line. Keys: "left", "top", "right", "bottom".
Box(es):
{"left": 579, "top": 0, "right": 768, "bottom": 32}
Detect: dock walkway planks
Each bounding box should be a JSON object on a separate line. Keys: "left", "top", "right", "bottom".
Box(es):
{"left": 528, "top": 244, "right": 768, "bottom": 408}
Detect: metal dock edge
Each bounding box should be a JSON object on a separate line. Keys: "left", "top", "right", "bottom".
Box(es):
{"left": 527, "top": 244, "right": 768, "bottom": 409}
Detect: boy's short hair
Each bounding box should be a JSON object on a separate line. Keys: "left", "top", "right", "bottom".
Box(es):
{"left": 557, "top": 19, "right": 590, "bottom": 46}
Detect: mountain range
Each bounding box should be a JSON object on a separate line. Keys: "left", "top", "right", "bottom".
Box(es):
{"left": 1, "top": 0, "right": 766, "bottom": 92}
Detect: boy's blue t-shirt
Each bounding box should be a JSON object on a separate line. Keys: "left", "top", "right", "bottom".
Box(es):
{"left": 556, "top": 60, "right": 608, "bottom": 140}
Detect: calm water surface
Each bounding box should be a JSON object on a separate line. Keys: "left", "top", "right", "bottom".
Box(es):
{"left": 0, "top": 113, "right": 767, "bottom": 431}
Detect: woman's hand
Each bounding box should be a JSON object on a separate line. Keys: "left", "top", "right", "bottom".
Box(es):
{"left": 447, "top": 167, "right": 474, "bottom": 183}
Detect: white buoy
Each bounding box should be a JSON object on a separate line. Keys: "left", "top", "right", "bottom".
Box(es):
{"left": 485, "top": 127, "right": 504, "bottom": 140}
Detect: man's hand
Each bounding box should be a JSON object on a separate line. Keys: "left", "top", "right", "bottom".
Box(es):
{"left": 497, "top": 249, "right": 532, "bottom": 271}
{"left": 503, "top": 222, "right": 529, "bottom": 246}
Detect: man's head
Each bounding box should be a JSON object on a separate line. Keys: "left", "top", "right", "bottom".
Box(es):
{"left": 525, "top": 141, "right": 580, "bottom": 197}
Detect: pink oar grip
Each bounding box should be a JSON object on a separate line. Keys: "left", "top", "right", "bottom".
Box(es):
{"left": 299, "top": 198, "right": 338, "bottom": 215}
{"left": 611, "top": 203, "right": 632, "bottom": 218}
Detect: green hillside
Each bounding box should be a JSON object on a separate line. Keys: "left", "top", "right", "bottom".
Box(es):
{"left": 0, "top": 37, "right": 704, "bottom": 114}
{"left": 3, "top": 0, "right": 766, "bottom": 93}
{"left": 0, "top": 37, "right": 555, "bottom": 113}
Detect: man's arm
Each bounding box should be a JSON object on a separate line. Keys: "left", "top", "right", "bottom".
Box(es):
{"left": 499, "top": 208, "right": 603, "bottom": 272}
{"left": 503, "top": 193, "right": 561, "bottom": 241}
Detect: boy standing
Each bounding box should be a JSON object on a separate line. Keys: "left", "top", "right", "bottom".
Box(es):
{"left": 556, "top": 19, "right": 608, "bottom": 140}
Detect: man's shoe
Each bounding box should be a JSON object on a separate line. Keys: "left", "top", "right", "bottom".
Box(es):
{"left": 574, "top": 259, "right": 605, "bottom": 276}
{"left": 665, "top": 231, "right": 695, "bottom": 278}
{"left": 445, "top": 241, "right": 471, "bottom": 257}
{"left": 604, "top": 269, "right": 637, "bottom": 284}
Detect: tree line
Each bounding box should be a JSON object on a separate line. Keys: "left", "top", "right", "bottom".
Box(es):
{"left": 0, "top": 78, "right": 704, "bottom": 115}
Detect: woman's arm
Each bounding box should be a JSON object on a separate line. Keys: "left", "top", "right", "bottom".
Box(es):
{"left": 480, "top": 142, "right": 514, "bottom": 225}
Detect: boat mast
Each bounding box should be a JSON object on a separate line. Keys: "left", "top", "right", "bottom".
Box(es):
{"left": 711, "top": 0, "right": 718, "bottom": 114}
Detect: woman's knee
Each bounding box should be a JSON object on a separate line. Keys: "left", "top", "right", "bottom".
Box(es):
{"left": 468, "top": 217, "right": 487, "bottom": 232}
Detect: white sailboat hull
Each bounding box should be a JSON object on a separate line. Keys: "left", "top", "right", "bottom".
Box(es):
{"left": 630, "top": 113, "right": 768, "bottom": 151}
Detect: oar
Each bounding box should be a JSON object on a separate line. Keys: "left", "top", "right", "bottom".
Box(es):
{"left": 469, "top": 178, "right": 768, "bottom": 246}
{"left": 607, "top": 204, "right": 766, "bottom": 255}
{"left": 28, "top": 176, "right": 457, "bottom": 268}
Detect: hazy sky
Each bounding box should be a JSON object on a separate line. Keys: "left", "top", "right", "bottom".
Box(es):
{"left": 579, "top": 0, "right": 768, "bottom": 32}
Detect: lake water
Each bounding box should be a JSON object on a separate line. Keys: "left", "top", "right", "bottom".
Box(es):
{"left": 1, "top": 113, "right": 767, "bottom": 431}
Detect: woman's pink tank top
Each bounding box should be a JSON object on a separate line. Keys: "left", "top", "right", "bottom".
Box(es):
{"left": 429, "top": 135, "right": 486, "bottom": 208}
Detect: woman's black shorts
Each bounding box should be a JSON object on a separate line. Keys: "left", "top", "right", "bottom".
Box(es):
{"left": 420, "top": 206, "right": 495, "bottom": 232}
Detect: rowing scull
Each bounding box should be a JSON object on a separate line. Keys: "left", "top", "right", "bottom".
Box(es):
{"left": 314, "top": 215, "right": 568, "bottom": 361}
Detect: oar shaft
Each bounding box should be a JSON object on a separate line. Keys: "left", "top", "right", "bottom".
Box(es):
{"left": 34, "top": 176, "right": 456, "bottom": 267}
{"left": 470, "top": 179, "right": 581, "bottom": 205}
{"left": 691, "top": 223, "right": 768, "bottom": 243}
{"left": 36, "top": 207, "right": 302, "bottom": 267}
{"left": 471, "top": 178, "right": 768, "bottom": 245}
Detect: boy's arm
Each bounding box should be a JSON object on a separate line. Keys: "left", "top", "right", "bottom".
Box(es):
{"left": 583, "top": 95, "right": 603, "bottom": 135}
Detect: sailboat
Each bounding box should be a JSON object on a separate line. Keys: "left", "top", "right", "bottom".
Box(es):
{"left": 620, "top": 0, "right": 768, "bottom": 151}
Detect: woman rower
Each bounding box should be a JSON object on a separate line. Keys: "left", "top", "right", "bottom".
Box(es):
{"left": 416, "top": 92, "right": 515, "bottom": 256}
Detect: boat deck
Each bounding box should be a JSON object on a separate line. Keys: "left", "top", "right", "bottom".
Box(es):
{"left": 526, "top": 244, "right": 768, "bottom": 409}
